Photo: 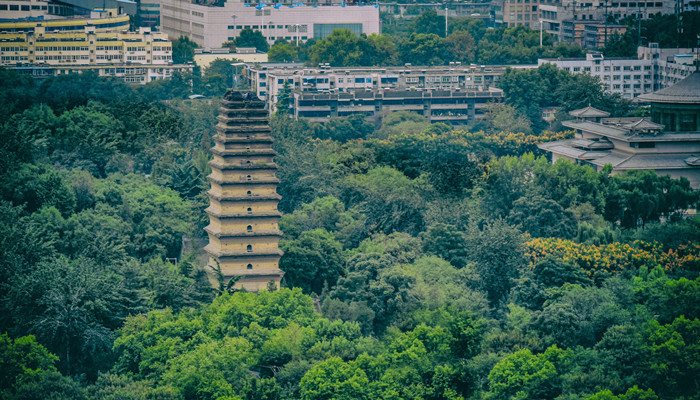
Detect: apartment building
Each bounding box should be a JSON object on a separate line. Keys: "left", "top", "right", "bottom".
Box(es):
{"left": 0, "top": 22, "right": 194, "bottom": 83}
{"left": 156, "top": 0, "right": 380, "bottom": 50}
{"left": 0, "top": 11, "right": 130, "bottom": 32}
{"left": 244, "top": 63, "right": 517, "bottom": 123}
{"left": 292, "top": 88, "right": 504, "bottom": 124}
{"left": 538, "top": 48, "right": 696, "bottom": 99}
{"left": 539, "top": 0, "right": 672, "bottom": 45}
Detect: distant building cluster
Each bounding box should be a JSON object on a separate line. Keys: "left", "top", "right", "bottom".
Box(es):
{"left": 149, "top": 0, "right": 380, "bottom": 50}
{"left": 0, "top": 7, "right": 192, "bottom": 83}
{"left": 244, "top": 63, "right": 520, "bottom": 123}
{"left": 539, "top": 44, "right": 698, "bottom": 99}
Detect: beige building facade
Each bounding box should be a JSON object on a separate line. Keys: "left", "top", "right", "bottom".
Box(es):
{"left": 157, "top": 0, "right": 380, "bottom": 50}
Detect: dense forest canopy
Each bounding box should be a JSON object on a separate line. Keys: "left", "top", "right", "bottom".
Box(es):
{"left": 1, "top": 66, "right": 699, "bottom": 400}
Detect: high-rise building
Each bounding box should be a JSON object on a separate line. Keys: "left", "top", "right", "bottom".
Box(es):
{"left": 204, "top": 91, "right": 284, "bottom": 291}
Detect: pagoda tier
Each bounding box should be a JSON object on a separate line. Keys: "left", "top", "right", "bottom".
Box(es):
{"left": 205, "top": 91, "right": 284, "bottom": 291}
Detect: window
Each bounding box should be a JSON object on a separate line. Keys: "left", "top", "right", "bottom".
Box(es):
{"left": 247, "top": 245, "right": 253, "bottom": 252}
{"left": 247, "top": 190, "right": 252, "bottom": 196}
{"left": 247, "top": 207, "right": 252, "bottom": 214}
{"left": 246, "top": 175, "right": 252, "bottom": 181}
{"left": 247, "top": 264, "right": 253, "bottom": 269}
{"left": 247, "top": 225, "right": 253, "bottom": 232}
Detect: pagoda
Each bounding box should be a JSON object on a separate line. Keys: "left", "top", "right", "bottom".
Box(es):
{"left": 204, "top": 90, "right": 284, "bottom": 291}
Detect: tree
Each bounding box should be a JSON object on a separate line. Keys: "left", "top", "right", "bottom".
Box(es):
{"left": 0, "top": 334, "right": 59, "bottom": 394}
{"left": 507, "top": 195, "right": 578, "bottom": 239}
{"left": 300, "top": 357, "right": 371, "bottom": 400}
{"left": 398, "top": 33, "right": 445, "bottom": 65}
{"left": 280, "top": 229, "right": 345, "bottom": 294}
{"left": 410, "top": 11, "right": 445, "bottom": 37}
{"left": 465, "top": 219, "right": 525, "bottom": 306}
{"left": 644, "top": 316, "right": 700, "bottom": 398}
{"left": 172, "top": 36, "right": 197, "bottom": 64}
{"left": 444, "top": 30, "right": 476, "bottom": 63}
{"left": 269, "top": 40, "right": 300, "bottom": 63}
{"left": 235, "top": 28, "right": 269, "bottom": 52}
{"left": 421, "top": 224, "right": 469, "bottom": 269}
{"left": 487, "top": 346, "right": 571, "bottom": 400}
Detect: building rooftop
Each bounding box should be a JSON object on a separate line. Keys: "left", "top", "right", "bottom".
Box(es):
{"left": 539, "top": 140, "right": 700, "bottom": 169}
{"left": 637, "top": 72, "right": 700, "bottom": 104}
{"left": 570, "top": 105, "right": 610, "bottom": 118}
{"left": 563, "top": 120, "right": 700, "bottom": 142}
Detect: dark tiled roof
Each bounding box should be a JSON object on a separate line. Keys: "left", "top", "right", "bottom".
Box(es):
{"left": 637, "top": 72, "right": 700, "bottom": 104}
{"left": 569, "top": 105, "right": 611, "bottom": 118}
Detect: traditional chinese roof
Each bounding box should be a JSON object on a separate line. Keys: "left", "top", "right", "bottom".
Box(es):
{"left": 569, "top": 105, "right": 611, "bottom": 118}
{"left": 637, "top": 72, "right": 700, "bottom": 104}
{"left": 622, "top": 119, "right": 664, "bottom": 132}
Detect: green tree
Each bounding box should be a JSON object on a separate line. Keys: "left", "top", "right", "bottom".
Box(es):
{"left": 280, "top": 229, "right": 345, "bottom": 294}
{"left": 172, "top": 36, "right": 197, "bottom": 64}
{"left": 235, "top": 28, "right": 270, "bottom": 52}
{"left": 507, "top": 195, "right": 578, "bottom": 239}
{"left": 0, "top": 334, "right": 59, "bottom": 394}
{"left": 268, "top": 40, "right": 300, "bottom": 63}
{"left": 300, "top": 357, "right": 371, "bottom": 400}
{"left": 487, "top": 346, "right": 571, "bottom": 400}
{"left": 411, "top": 11, "right": 446, "bottom": 37}
{"left": 644, "top": 316, "right": 700, "bottom": 398}
{"left": 398, "top": 33, "right": 445, "bottom": 65}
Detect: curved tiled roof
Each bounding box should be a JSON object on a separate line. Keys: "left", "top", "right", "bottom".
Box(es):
{"left": 569, "top": 105, "right": 611, "bottom": 118}
{"left": 637, "top": 72, "right": 700, "bottom": 104}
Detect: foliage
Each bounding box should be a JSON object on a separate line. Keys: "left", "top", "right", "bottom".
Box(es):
{"left": 172, "top": 36, "right": 198, "bottom": 64}
{"left": 235, "top": 28, "right": 269, "bottom": 52}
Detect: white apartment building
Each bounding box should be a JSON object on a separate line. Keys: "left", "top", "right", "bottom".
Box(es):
{"left": 156, "top": 0, "right": 380, "bottom": 50}
{"left": 244, "top": 63, "right": 532, "bottom": 106}
{"left": 539, "top": 48, "right": 697, "bottom": 99}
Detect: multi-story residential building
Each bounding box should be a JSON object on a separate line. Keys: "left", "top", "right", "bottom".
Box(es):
{"left": 0, "top": 10, "right": 130, "bottom": 32}
{"left": 244, "top": 63, "right": 517, "bottom": 123}
{"left": 155, "top": 0, "right": 380, "bottom": 50}
{"left": 502, "top": 0, "right": 555, "bottom": 29}
{"left": 244, "top": 63, "right": 532, "bottom": 105}
{"left": 291, "top": 88, "right": 504, "bottom": 123}
{"left": 538, "top": 48, "right": 696, "bottom": 98}
{"left": 0, "top": 21, "right": 194, "bottom": 83}
{"left": 538, "top": 72, "right": 700, "bottom": 188}
{"left": 539, "top": 0, "right": 673, "bottom": 45}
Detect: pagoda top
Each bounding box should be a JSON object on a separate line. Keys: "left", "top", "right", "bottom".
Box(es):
{"left": 222, "top": 90, "right": 266, "bottom": 109}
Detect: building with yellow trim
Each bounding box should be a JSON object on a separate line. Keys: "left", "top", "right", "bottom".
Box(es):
{"left": 0, "top": 22, "right": 194, "bottom": 83}
{"left": 0, "top": 12, "right": 130, "bottom": 32}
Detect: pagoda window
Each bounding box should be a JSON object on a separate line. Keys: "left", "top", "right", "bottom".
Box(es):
{"left": 247, "top": 264, "right": 253, "bottom": 269}
{"left": 247, "top": 207, "right": 253, "bottom": 214}
{"left": 246, "top": 175, "right": 252, "bottom": 181}
{"left": 247, "top": 245, "right": 253, "bottom": 252}
{"left": 247, "top": 225, "right": 253, "bottom": 232}
{"left": 247, "top": 190, "right": 252, "bottom": 196}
